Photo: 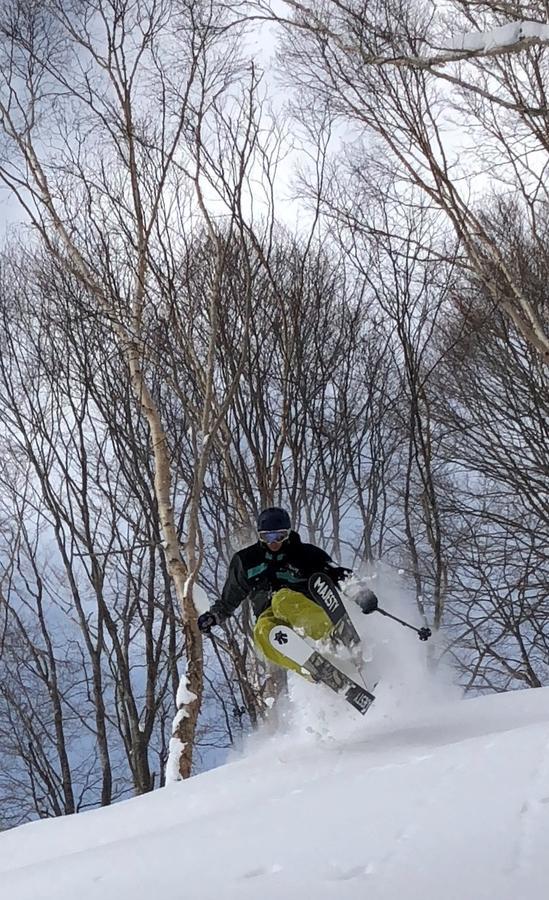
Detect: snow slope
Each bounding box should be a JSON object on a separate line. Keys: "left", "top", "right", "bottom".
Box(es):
{"left": 1, "top": 679, "right": 549, "bottom": 900}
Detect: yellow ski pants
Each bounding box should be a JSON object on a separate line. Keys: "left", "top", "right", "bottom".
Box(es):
{"left": 253, "top": 588, "right": 333, "bottom": 674}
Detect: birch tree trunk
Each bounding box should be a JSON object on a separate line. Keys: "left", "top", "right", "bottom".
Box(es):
{"left": 0, "top": 0, "right": 257, "bottom": 778}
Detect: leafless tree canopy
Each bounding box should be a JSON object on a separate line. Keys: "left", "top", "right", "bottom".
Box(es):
{"left": 0, "top": 0, "right": 547, "bottom": 825}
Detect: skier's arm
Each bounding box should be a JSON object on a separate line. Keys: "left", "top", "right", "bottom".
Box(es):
{"left": 209, "top": 553, "right": 251, "bottom": 624}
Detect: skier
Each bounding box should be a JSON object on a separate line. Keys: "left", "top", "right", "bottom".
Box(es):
{"left": 197, "top": 507, "right": 378, "bottom": 676}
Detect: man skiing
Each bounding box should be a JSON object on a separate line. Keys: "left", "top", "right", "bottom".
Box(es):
{"left": 197, "top": 507, "right": 378, "bottom": 676}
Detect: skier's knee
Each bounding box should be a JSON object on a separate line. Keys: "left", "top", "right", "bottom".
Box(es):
{"left": 272, "top": 588, "right": 332, "bottom": 640}
{"left": 271, "top": 588, "right": 308, "bottom": 619}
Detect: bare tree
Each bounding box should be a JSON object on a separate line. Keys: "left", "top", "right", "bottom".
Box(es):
{"left": 0, "top": 255, "right": 191, "bottom": 815}
{"left": 251, "top": 0, "right": 549, "bottom": 363}
{"left": 432, "top": 229, "right": 549, "bottom": 690}
{"left": 0, "top": 0, "right": 269, "bottom": 777}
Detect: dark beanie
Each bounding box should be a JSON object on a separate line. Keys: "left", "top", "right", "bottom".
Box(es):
{"left": 257, "top": 507, "right": 291, "bottom": 531}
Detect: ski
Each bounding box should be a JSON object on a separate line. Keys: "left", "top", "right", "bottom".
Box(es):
{"left": 309, "top": 572, "right": 362, "bottom": 649}
{"left": 268, "top": 624, "right": 375, "bottom": 716}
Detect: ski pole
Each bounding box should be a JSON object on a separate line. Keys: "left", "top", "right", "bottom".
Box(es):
{"left": 207, "top": 632, "right": 247, "bottom": 721}
{"left": 376, "top": 607, "right": 432, "bottom": 641}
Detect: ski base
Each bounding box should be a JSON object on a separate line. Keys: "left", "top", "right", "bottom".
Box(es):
{"left": 269, "top": 625, "right": 375, "bottom": 716}
{"left": 309, "top": 572, "right": 362, "bottom": 649}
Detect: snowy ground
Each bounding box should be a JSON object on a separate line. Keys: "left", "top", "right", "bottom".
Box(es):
{"left": 1, "top": 576, "right": 549, "bottom": 899}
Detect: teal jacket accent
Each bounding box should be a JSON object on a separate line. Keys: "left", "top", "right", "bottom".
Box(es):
{"left": 211, "top": 531, "right": 350, "bottom": 622}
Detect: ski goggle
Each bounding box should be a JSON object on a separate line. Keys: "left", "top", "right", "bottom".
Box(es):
{"left": 258, "top": 529, "right": 290, "bottom": 544}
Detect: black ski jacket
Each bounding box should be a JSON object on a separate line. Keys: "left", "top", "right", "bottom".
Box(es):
{"left": 211, "top": 531, "right": 351, "bottom": 622}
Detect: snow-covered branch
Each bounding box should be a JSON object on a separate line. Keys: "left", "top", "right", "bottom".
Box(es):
{"left": 274, "top": 2, "right": 549, "bottom": 69}
{"left": 353, "top": 23, "right": 549, "bottom": 70}
{"left": 448, "top": 19, "right": 549, "bottom": 57}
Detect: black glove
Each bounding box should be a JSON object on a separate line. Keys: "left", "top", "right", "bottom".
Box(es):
{"left": 356, "top": 588, "right": 378, "bottom": 615}
{"left": 197, "top": 611, "right": 217, "bottom": 634}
